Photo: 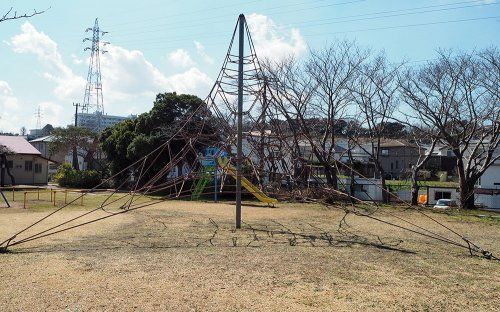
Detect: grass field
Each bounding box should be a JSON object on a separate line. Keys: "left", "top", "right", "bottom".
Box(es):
{"left": 385, "top": 179, "right": 459, "bottom": 189}
{"left": 0, "top": 193, "right": 499, "bottom": 311}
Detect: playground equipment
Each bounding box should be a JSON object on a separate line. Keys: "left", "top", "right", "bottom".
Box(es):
{"left": 0, "top": 189, "right": 9, "bottom": 208}
{"left": 191, "top": 147, "right": 220, "bottom": 201}
{"left": 191, "top": 147, "right": 278, "bottom": 204}
{"left": 0, "top": 186, "right": 86, "bottom": 209}
{"left": 0, "top": 14, "right": 495, "bottom": 261}
{"left": 217, "top": 157, "right": 278, "bottom": 205}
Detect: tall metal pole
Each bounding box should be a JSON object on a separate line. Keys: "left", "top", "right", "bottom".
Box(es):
{"left": 73, "top": 102, "right": 79, "bottom": 126}
{"left": 72, "top": 102, "right": 79, "bottom": 170}
{"left": 235, "top": 14, "right": 245, "bottom": 229}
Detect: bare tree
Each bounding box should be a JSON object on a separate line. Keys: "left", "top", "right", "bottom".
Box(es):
{"left": 264, "top": 41, "right": 368, "bottom": 189}
{"left": 305, "top": 41, "right": 368, "bottom": 189}
{"left": 1, "top": 7, "right": 48, "bottom": 23}
{"left": 349, "top": 53, "right": 400, "bottom": 203}
{"left": 264, "top": 56, "right": 317, "bottom": 185}
{"left": 398, "top": 49, "right": 500, "bottom": 209}
{"left": 408, "top": 127, "right": 438, "bottom": 205}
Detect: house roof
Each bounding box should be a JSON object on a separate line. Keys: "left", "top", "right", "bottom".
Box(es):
{"left": 0, "top": 135, "right": 42, "bottom": 155}
{"left": 379, "top": 139, "right": 416, "bottom": 148}
{"left": 29, "top": 135, "right": 54, "bottom": 143}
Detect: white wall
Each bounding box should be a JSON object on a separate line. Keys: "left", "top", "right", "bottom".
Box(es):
{"left": 426, "top": 187, "right": 460, "bottom": 205}
{"left": 4, "top": 154, "right": 48, "bottom": 185}
{"left": 476, "top": 194, "right": 500, "bottom": 210}
{"left": 342, "top": 178, "right": 383, "bottom": 201}
{"left": 479, "top": 164, "right": 500, "bottom": 189}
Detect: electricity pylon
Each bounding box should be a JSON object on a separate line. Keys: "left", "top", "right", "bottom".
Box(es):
{"left": 34, "top": 106, "right": 42, "bottom": 130}
{"left": 82, "top": 18, "right": 109, "bottom": 131}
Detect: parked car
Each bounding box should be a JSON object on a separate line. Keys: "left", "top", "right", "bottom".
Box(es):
{"left": 433, "top": 199, "right": 456, "bottom": 209}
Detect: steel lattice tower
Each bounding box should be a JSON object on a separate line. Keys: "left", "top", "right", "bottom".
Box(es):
{"left": 82, "top": 18, "right": 108, "bottom": 127}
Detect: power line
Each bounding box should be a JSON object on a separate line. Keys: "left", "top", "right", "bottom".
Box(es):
{"left": 295, "top": 1, "right": 500, "bottom": 30}
{"left": 111, "top": 15, "right": 498, "bottom": 51}
{"left": 106, "top": 0, "right": 487, "bottom": 36}
{"left": 108, "top": 1, "right": 497, "bottom": 46}
{"left": 105, "top": 0, "right": 358, "bottom": 29}
{"left": 302, "top": 15, "right": 500, "bottom": 37}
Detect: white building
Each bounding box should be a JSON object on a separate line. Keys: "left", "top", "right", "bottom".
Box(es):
{"left": 341, "top": 177, "right": 384, "bottom": 201}
{"left": 475, "top": 145, "right": 500, "bottom": 209}
{"left": 0, "top": 135, "right": 49, "bottom": 185}
{"left": 77, "top": 111, "right": 136, "bottom": 132}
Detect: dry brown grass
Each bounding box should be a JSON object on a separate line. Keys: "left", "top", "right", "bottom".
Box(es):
{"left": 0, "top": 200, "right": 499, "bottom": 311}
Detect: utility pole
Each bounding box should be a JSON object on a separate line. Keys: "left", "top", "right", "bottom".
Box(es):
{"left": 235, "top": 14, "right": 245, "bottom": 229}
{"left": 73, "top": 102, "right": 79, "bottom": 126}
{"left": 72, "top": 102, "right": 79, "bottom": 170}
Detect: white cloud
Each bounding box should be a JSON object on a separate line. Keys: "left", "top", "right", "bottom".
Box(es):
{"left": 6, "top": 23, "right": 214, "bottom": 129}
{"left": 38, "top": 102, "right": 63, "bottom": 126}
{"left": 10, "top": 22, "right": 86, "bottom": 101}
{"left": 194, "top": 41, "right": 214, "bottom": 65}
{"left": 0, "top": 81, "right": 13, "bottom": 96}
{"left": 0, "top": 80, "right": 22, "bottom": 132}
{"left": 165, "top": 67, "right": 212, "bottom": 95}
{"left": 100, "top": 45, "right": 212, "bottom": 110}
{"left": 71, "top": 53, "right": 84, "bottom": 65}
{"left": 246, "top": 13, "right": 307, "bottom": 61}
{"left": 168, "top": 48, "right": 195, "bottom": 68}
{"left": 0, "top": 81, "right": 64, "bottom": 132}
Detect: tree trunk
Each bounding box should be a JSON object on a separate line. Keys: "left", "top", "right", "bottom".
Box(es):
{"left": 324, "top": 164, "right": 338, "bottom": 190}
{"left": 381, "top": 176, "right": 388, "bottom": 203}
{"left": 349, "top": 164, "right": 355, "bottom": 204}
{"left": 72, "top": 146, "right": 79, "bottom": 171}
{"left": 410, "top": 169, "right": 419, "bottom": 206}
{"left": 375, "top": 163, "right": 389, "bottom": 203}
{"left": 456, "top": 157, "right": 476, "bottom": 209}
{"left": 459, "top": 179, "right": 476, "bottom": 209}
{"left": 0, "top": 155, "right": 4, "bottom": 187}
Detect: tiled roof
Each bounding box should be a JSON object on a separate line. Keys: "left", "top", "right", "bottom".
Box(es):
{"left": 379, "top": 139, "right": 416, "bottom": 148}
{"left": 28, "top": 135, "right": 54, "bottom": 143}
{"left": 0, "top": 135, "right": 42, "bottom": 155}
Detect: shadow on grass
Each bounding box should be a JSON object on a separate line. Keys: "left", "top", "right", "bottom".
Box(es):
{"left": 5, "top": 220, "right": 417, "bottom": 256}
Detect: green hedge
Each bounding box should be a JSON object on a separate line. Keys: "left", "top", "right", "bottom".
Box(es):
{"left": 54, "top": 163, "right": 101, "bottom": 188}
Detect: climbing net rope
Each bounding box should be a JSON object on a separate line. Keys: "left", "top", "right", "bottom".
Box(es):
{"left": 0, "top": 16, "right": 497, "bottom": 261}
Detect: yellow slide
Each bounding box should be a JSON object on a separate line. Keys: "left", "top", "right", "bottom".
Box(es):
{"left": 218, "top": 157, "right": 278, "bottom": 204}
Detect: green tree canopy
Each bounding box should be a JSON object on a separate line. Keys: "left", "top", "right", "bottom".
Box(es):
{"left": 100, "top": 92, "right": 219, "bottom": 188}
{"left": 49, "top": 126, "right": 99, "bottom": 170}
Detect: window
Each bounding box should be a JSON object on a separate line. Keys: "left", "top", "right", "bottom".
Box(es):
{"left": 435, "top": 191, "right": 451, "bottom": 200}
{"left": 35, "top": 163, "right": 42, "bottom": 173}
{"left": 7, "top": 160, "right": 13, "bottom": 169}
{"left": 381, "top": 149, "right": 389, "bottom": 156}
{"left": 391, "top": 163, "right": 394, "bottom": 170}
{"left": 25, "top": 161, "right": 33, "bottom": 172}
{"left": 395, "top": 161, "right": 399, "bottom": 169}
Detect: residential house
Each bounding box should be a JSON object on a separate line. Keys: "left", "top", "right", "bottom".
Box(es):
{"left": 29, "top": 135, "right": 66, "bottom": 175}
{"left": 0, "top": 135, "right": 49, "bottom": 185}
{"left": 424, "top": 144, "right": 457, "bottom": 178}
{"left": 475, "top": 144, "right": 500, "bottom": 209}
{"left": 375, "top": 139, "right": 422, "bottom": 179}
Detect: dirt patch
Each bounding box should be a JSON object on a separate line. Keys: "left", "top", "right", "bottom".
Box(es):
{"left": 0, "top": 201, "right": 499, "bottom": 311}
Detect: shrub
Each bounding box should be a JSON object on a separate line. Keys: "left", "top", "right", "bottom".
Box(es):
{"left": 54, "top": 163, "right": 101, "bottom": 189}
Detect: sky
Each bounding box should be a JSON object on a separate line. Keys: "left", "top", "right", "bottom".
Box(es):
{"left": 0, "top": 0, "right": 498, "bottom": 133}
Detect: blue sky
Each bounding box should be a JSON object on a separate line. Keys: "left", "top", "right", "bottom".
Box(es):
{"left": 0, "top": 0, "right": 498, "bottom": 133}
